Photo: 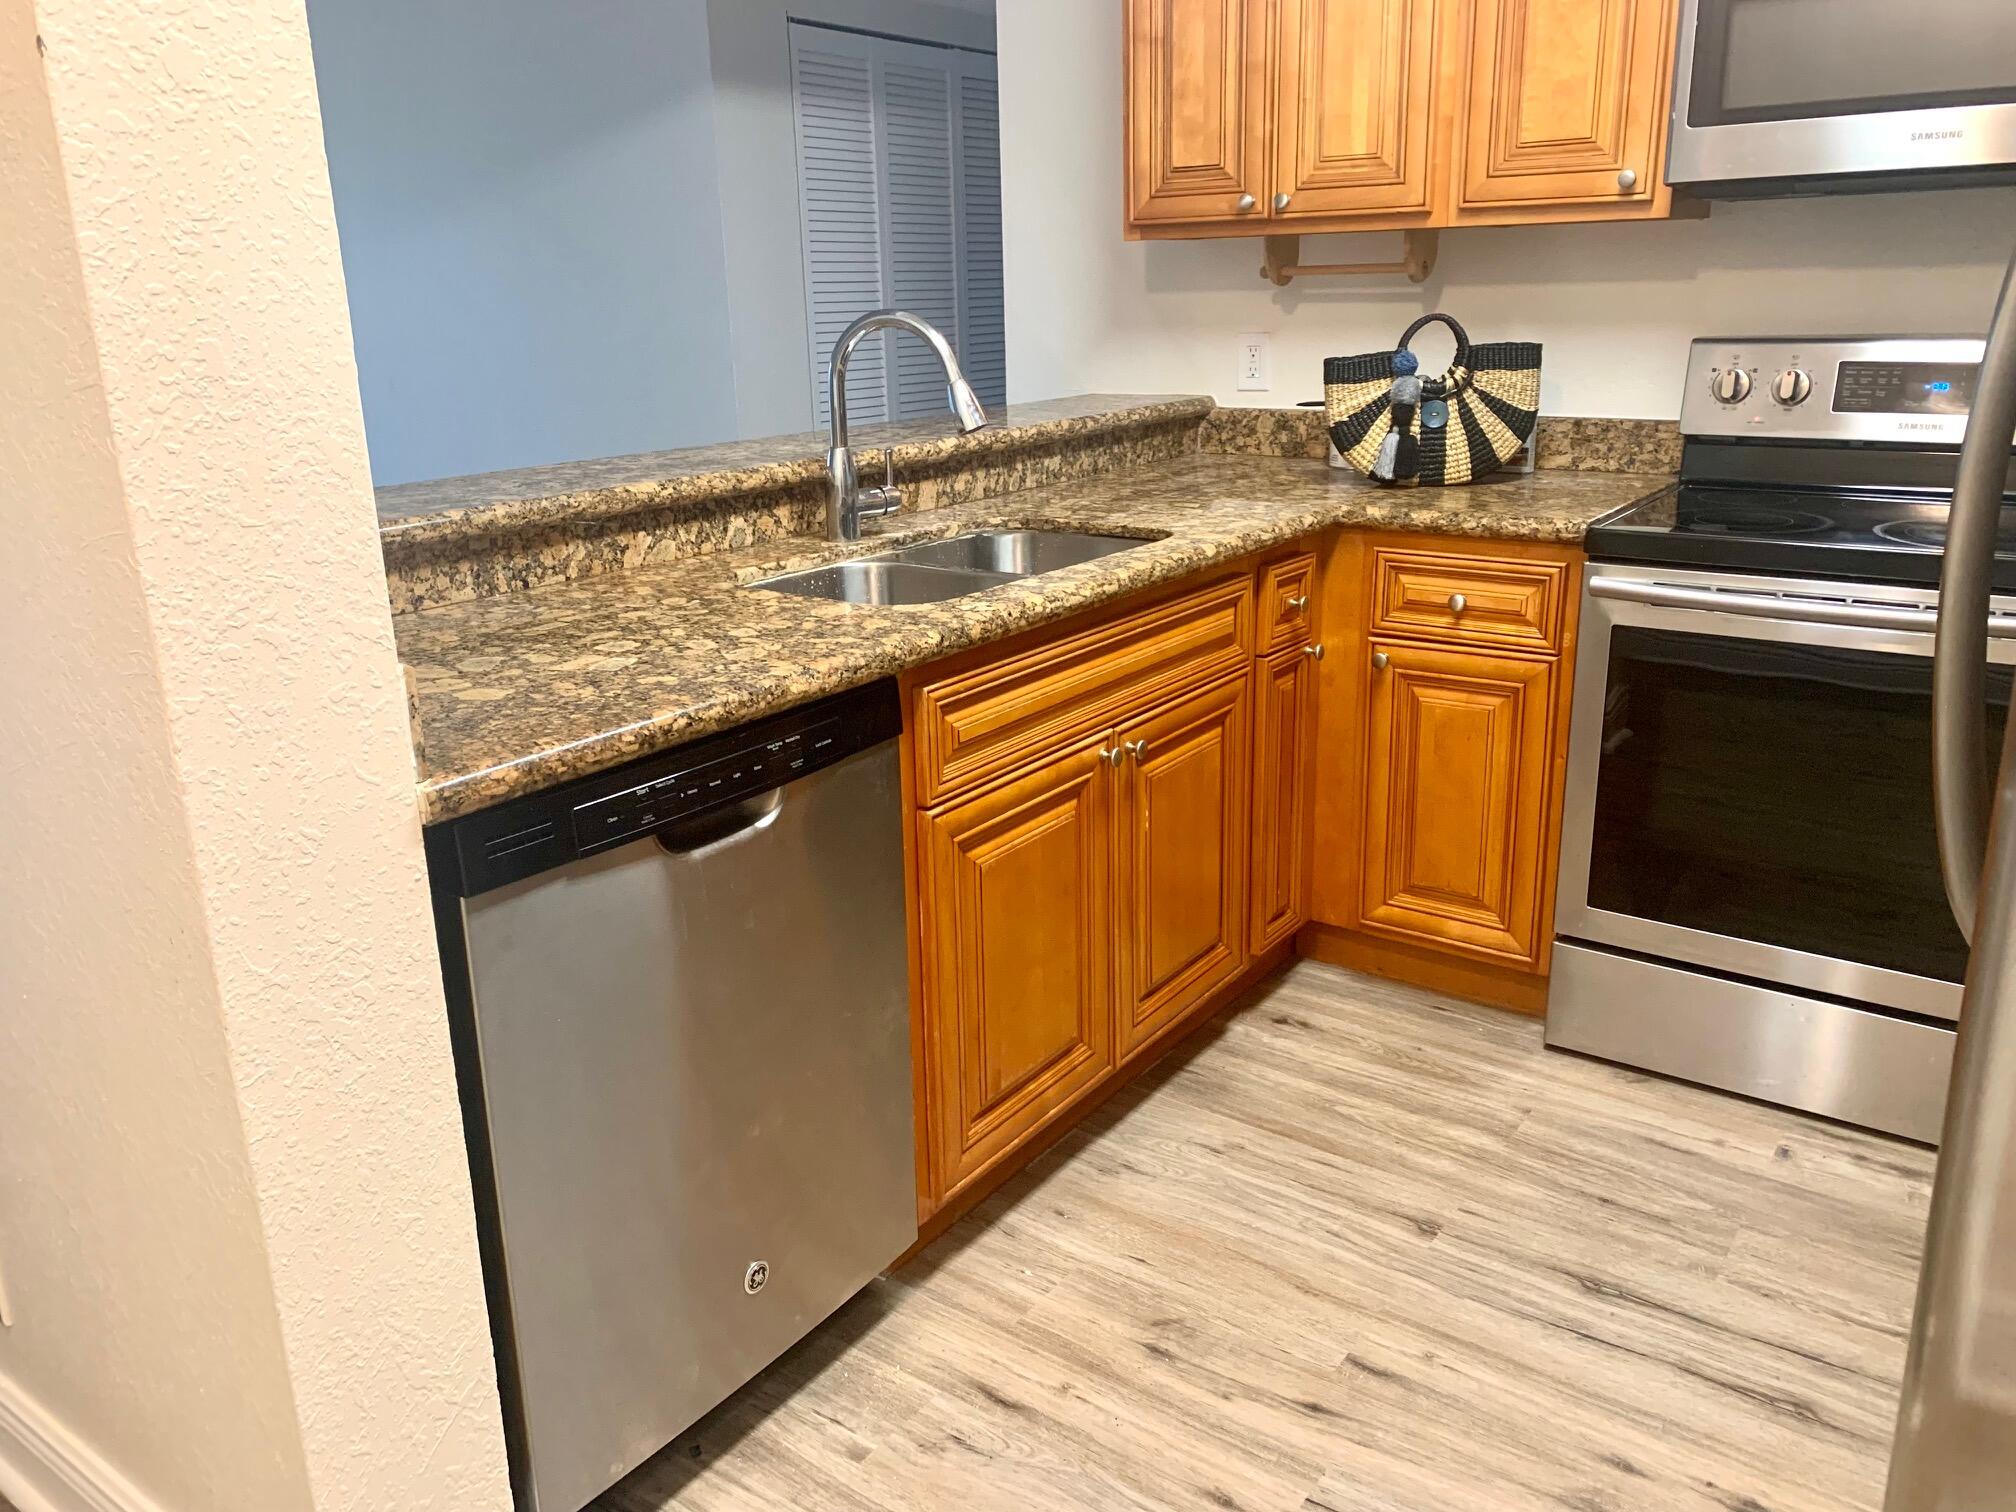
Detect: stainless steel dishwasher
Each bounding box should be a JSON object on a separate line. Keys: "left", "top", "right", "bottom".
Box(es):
{"left": 425, "top": 682, "right": 915, "bottom": 1512}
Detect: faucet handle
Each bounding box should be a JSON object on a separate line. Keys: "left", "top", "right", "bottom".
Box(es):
{"left": 856, "top": 483, "right": 903, "bottom": 519}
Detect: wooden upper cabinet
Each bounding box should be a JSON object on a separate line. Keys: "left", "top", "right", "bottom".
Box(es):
{"left": 1125, "top": 0, "right": 1272, "bottom": 227}
{"left": 1115, "top": 676, "right": 1250, "bottom": 1062}
{"left": 920, "top": 739, "right": 1116, "bottom": 1199}
{"left": 1458, "top": 0, "right": 1675, "bottom": 212}
{"left": 1273, "top": 0, "right": 1446, "bottom": 220}
{"left": 1359, "top": 640, "right": 1554, "bottom": 966}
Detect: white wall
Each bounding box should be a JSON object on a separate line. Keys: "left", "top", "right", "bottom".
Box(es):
{"left": 997, "top": 0, "right": 2016, "bottom": 420}
{"left": 306, "top": 0, "right": 738, "bottom": 485}
{"left": 706, "top": 0, "right": 997, "bottom": 437}
{"left": 3, "top": 3, "right": 508, "bottom": 1509}
{"left": 1, "top": 11, "right": 317, "bottom": 1506}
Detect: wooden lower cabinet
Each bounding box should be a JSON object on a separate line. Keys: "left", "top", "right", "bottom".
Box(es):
{"left": 1359, "top": 639, "right": 1554, "bottom": 963}
{"left": 1250, "top": 643, "right": 1316, "bottom": 952}
{"left": 918, "top": 738, "right": 1116, "bottom": 1201}
{"left": 1116, "top": 675, "right": 1251, "bottom": 1062}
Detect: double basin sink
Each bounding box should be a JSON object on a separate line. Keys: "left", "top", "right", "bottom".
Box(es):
{"left": 752, "top": 529, "right": 1146, "bottom": 606}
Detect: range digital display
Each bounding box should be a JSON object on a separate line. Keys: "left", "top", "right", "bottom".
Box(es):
{"left": 1833, "top": 360, "right": 1978, "bottom": 416}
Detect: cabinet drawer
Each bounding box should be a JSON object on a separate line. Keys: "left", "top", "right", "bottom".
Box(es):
{"left": 1370, "top": 547, "right": 1565, "bottom": 652}
{"left": 913, "top": 575, "right": 1253, "bottom": 807}
{"left": 1258, "top": 551, "right": 1318, "bottom": 653}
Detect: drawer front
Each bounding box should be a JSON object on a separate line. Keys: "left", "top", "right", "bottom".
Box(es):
{"left": 1370, "top": 547, "right": 1565, "bottom": 652}
{"left": 914, "top": 575, "right": 1254, "bottom": 807}
{"left": 1258, "top": 551, "right": 1318, "bottom": 653}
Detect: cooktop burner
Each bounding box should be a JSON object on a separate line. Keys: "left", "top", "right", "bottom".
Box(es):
{"left": 1677, "top": 506, "right": 1835, "bottom": 537}
{"left": 1588, "top": 485, "right": 2016, "bottom": 590}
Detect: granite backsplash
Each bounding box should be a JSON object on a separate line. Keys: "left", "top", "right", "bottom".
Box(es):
{"left": 378, "top": 397, "right": 1681, "bottom": 616}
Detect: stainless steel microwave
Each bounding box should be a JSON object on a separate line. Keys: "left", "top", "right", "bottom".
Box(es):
{"left": 1666, "top": 0, "right": 2016, "bottom": 196}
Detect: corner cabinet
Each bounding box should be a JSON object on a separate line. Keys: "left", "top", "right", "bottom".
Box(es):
{"left": 1309, "top": 533, "right": 1581, "bottom": 1013}
{"left": 1124, "top": 0, "right": 1688, "bottom": 238}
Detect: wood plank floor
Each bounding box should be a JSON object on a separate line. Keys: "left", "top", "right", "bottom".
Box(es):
{"left": 607, "top": 958, "right": 1937, "bottom": 1512}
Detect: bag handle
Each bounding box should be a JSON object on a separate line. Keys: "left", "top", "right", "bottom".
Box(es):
{"left": 1397, "top": 313, "right": 1473, "bottom": 395}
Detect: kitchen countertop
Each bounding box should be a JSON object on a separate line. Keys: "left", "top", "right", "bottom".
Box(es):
{"left": 396, "top": 453, "right": 1670, "bottom": 823}
{"left": 376, "top": 393, "right": 1212, "bottom": 545}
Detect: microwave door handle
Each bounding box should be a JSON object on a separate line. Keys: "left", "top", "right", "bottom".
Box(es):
{"left": 1933, "top": 247, "right": 2016, "bottom": 942}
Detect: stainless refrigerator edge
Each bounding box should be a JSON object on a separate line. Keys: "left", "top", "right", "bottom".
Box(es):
{"left": 1885, "top": 244, "right": 2016, "bottom": 1510}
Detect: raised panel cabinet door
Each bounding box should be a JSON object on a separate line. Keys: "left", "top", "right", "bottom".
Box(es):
{"left": 919, "top": 739, "right": 1118, "bottom": 1201}
{"left": 1251, "top": 644, "right": 1317, "bottom": 953}
{"left": 1116, "top": 676, "right": 1251, "bottom": 1062}
{"left": 1459, "top": 0, "right": 1672, "bottom": 209}
{"left": 1274, "top": 0, "right": 1444, "bottom": 218}
{"left": 1360, "top": 641, "right": 1554, "bottom": 965}
{"left": 1125, "top": 0, "right": 1272, "bottom": 227}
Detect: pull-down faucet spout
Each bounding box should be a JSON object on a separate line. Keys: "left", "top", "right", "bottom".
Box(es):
{"left": 826, "top": 309, "right": 990, "bottom": 542}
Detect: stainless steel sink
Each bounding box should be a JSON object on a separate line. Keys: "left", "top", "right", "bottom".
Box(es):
{"left": 751, "top": 559, "right": 1016, "bottom": 605}
{"left": 751, "top": 528, "right": 1148, "bottom": 605}
{"left": 876, "top": 529, "right": 1144, "bottom": 576}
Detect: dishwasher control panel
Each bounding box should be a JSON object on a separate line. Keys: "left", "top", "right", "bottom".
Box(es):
{"left": 427, "top": 681, "right": 902, "bottom": 897}
{"left": 571, "top": 716, "right": 845, "bottom": 855}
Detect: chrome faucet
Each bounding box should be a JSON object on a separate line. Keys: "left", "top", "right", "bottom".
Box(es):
{"left": 825, "top": 309, "right": 989, "bottom": 541}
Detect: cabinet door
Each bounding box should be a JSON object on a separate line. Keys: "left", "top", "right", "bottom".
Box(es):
{"left": 1116, "top": 676, "right": 1251, "bottom": 1062}
{"left": 920, "top": 740, "right": 1116, "bottom": 1200}
{"left": 1458, "top": 0, "right": 1672, "bottom": 210}
{"left": 1274, "top": 0, "right": 1445, "bottom": 219}
{"left": 1252, "top": 644, "right": 1317, "bottom": 953}
{"left": 1125, "top": 0, "right": 1272, "bottom": 227}
{"left": 1360, "top": 640, "right": 1553, "bottom": 964}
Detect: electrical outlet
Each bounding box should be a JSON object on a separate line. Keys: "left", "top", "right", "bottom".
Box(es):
{"left": 1236, "top": 332, "right": 1271, "bottom": 392}
{"left": 0, "top": 1254, "right": 12, "bottom": 1328}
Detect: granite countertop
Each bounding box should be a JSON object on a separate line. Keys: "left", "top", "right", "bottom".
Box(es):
{"left": 376, "top": 393, "right": 1213, "bottom": 546}
{"left": 396, "top": 453, "right": 1668, "bottom": 824}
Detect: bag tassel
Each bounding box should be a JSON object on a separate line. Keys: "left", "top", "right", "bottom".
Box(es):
{"left": 1371, "top": 374, "right": 1421, "bottom": 481}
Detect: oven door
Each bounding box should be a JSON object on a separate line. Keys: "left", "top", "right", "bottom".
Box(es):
{"left": 1556, "top": 562, "right": 2016, "bottom": 1021}
{"left": 1667, "top": 0, "right": 2016, "bottom": 189}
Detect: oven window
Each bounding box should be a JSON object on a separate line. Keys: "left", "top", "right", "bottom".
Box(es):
{"left": 1689, "top": 0, "right": 2016, "bottom": 126}
{"left": 1586, "top": 627, "right": 2009, "bottom": 985}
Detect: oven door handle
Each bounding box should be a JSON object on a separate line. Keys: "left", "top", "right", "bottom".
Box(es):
{"left": 1587, "top": 575, "right": 2016, "bottom": 637}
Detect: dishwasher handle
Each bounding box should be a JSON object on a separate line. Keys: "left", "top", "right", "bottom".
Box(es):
{"left": 652, "top": 787, "right": 786, "bottom": 858}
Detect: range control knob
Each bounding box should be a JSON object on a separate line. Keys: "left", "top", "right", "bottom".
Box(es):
{"left": 1710, "top": 367, "right": 1754, "bottom": 404}
{"left": 1771, "top": 368, "right": 1814, "bottom": 407}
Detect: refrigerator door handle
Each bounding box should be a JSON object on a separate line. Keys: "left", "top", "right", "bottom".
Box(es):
{"left": 1934, "top": 250, "right": 2016, "bottom": 943}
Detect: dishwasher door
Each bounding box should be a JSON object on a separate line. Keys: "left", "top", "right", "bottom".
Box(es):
{"left": 455, "top": 740, "right": 914, "bottom": 1512}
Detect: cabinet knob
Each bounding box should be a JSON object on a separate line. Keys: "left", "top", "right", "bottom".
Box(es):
{"left": 1273, "top": 192, "right": 1292, "bottom": 212}
{"left": 1100, "top": 746, "right": 1125, "bottom": 767}
{"left": 1236, "top": 193, "right": 1258, "bottom": 213}
{"left": 1372, "top": 651, "right": 1390, "bottom": 671}
{"left": 1304, "top": 643, "right": 1324, "bottom": 660}
{"left": 1617, "top": 168, "right": 1638, "bottom": 191}
{"left": 1123, "top": 739, "right": 1147, "bottom": 761}
{"left": 1287, "top": 594, "right": 1309, "bottom": 612}
{"left": 1448, "top": 592, "right": 1468, "bottom": 614}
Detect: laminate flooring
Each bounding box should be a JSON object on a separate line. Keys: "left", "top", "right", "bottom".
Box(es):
{"left": 598, "top": 958, "right": 1937, "bottom": 1512}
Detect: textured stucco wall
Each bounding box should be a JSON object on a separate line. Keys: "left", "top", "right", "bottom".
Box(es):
{"left": 0, "top": 4, "right": 317, "bottom": 1508}
{"left": 7, "top": 2, "right": 511, "bottom": 1508}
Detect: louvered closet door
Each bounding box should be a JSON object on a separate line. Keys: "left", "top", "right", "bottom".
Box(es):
{"left": 791, "top": 25, "right": 1004, "bottom": 428}
{"left": 950, "top": 67, "right": 1005, "bottom": 411}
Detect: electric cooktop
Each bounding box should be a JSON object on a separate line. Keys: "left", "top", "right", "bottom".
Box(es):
{"left": 1588, "top": 484, "right": 2016, "bottom": 590}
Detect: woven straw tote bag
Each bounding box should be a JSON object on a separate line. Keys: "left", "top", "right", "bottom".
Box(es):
{"left": 1325, "top": 313, "right": 1541, "bottom": 487}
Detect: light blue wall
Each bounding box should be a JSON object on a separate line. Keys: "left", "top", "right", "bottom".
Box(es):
{"left": 306, "top": 0, "right": 737, "bottom": 485}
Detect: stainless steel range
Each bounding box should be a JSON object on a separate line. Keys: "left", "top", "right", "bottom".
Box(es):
{"left": 1547, "top": 336, "right": 2016, "bottom": 1143}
